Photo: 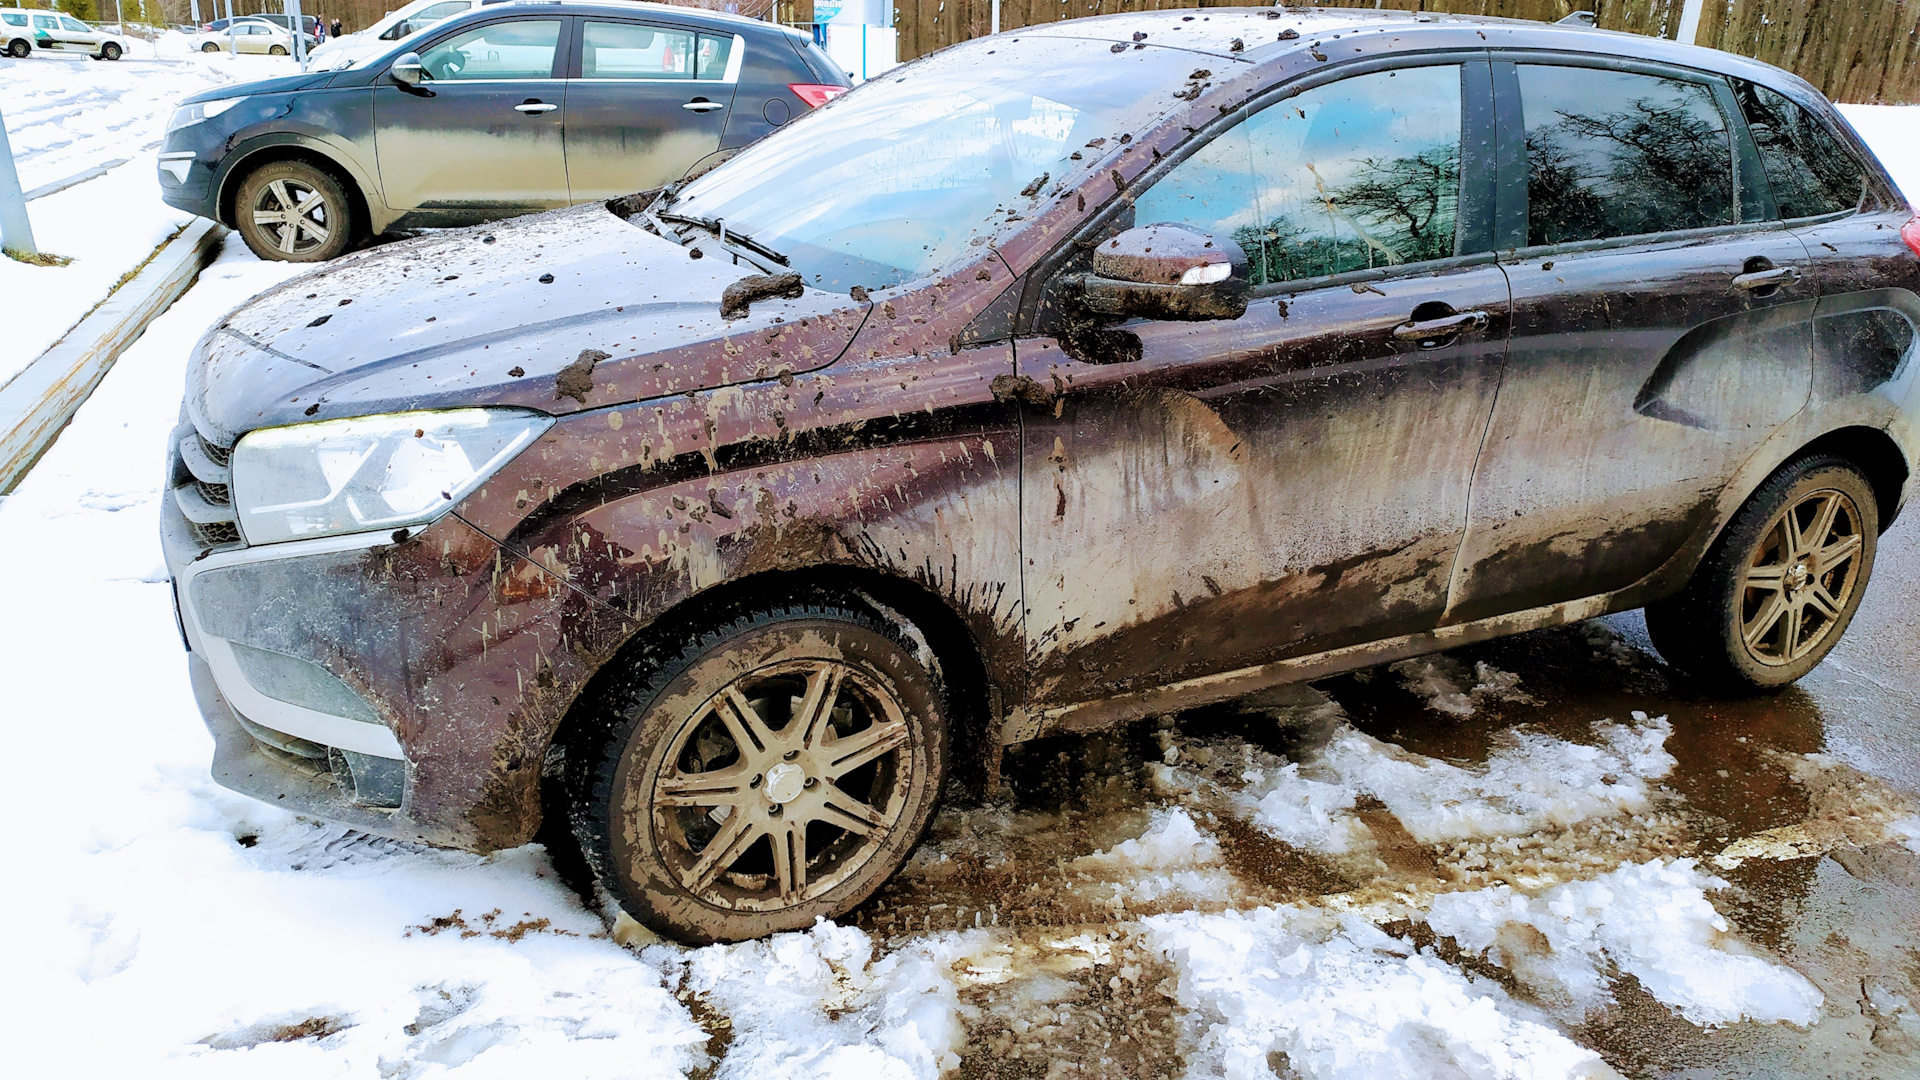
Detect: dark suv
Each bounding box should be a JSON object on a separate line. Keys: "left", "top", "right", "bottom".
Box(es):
{"left": 156, "top": 1, "right": 848, "bottom": 262}
{"left": 164, "top": 8, "right": 1920, "bottom": 943}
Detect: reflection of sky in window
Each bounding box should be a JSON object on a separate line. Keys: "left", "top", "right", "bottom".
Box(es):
{"left": 1136, "top": 66, "right": 1460, "bottom": 278}
{"left": 1140, "top": 67, "right": 1459, "bottom": 235}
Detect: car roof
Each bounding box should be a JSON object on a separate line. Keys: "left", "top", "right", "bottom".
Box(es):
{"left": 965, "top": 7, "right": 1825, "bottom": 104}
{"left": 461, "top": 0, "right": 794, "bottom": 35}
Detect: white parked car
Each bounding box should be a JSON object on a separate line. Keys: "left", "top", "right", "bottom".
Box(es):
{"left": 306, "top": 0, "right": 479, "bottom": 70}
{"left": 2, "top": 8, "right": 133, "bottom": 59}
{"left": 188, "top": 17, "right": 310, "bottom": 56}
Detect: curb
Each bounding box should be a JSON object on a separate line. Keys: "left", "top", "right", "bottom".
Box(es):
{"left": 0, "top": 218, "right": 225, "bottom": 493}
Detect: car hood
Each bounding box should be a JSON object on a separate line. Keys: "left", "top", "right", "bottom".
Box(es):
{"left": 180, "top": 69, "right": 337, "bottom": 104}
{"left": 186, "top": 203, "right": 873, "bottom": 446}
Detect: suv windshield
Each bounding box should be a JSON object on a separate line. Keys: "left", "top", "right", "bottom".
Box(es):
{"left": 669, "top": 37, "right": 1209, "bottom": 292}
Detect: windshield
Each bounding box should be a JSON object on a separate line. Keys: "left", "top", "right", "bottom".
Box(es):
{"left": 668, "top": 37, "right": 1208, "bottom": 292}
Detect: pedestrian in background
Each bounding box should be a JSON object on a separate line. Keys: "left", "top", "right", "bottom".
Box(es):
{"left": 329, "top": 16, "right": 342, "bottom": 38}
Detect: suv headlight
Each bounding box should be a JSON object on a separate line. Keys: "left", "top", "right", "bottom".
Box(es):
{"left": 166, "top": 96, "right": 247, "bottom": 133}
{"left": 231, "top": 408, "right": 552, "bottom": 545}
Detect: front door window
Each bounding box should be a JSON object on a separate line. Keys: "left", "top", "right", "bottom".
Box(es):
{"left": 417, "top": 19, "right": 560, "bottom": 81}
{"left": 1135, "top": 64, "right": 1465, "bottom": 284}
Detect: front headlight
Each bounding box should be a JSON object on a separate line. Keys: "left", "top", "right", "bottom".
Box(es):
{"left": 231, "top": 408, "right": 552, "bottom": 545}
{"left": 166, "top": 96, "right": 247, "bottom": 133}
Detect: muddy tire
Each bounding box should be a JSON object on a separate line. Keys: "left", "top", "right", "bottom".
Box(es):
{"left": 268, "top": 44, "right": 286, "bottom": 55}
{"left": 100, "top": 41, "right": 121, "bottom": 60}
{"left": 201, "top": 40, "right": 219, "bottom": 52}
{"left": 7, "top": 37, "right": 31, "bottom": 58}
{"left": 565, "top": 605, "right": 948, "bottom": 944}
{"left": 233, "top": 160, "right": 354, "bottom": 262}
{"left": 1647, "top": 454, "right": 1877, "bottom": 692}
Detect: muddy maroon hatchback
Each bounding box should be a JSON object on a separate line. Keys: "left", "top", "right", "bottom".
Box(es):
{"left": 166, "top": 8, "right": 1920, "bottom": 941}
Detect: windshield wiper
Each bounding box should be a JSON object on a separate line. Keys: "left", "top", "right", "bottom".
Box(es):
{"left": 656, "top": 212, "right": 789, "bottom": 268}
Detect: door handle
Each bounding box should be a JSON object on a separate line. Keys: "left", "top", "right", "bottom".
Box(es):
{"left": 683, "top": 100, "right": 726, "bottom": 112}
{"left": 514, "top": 101, "right": 558, "bottom": 114}
{"left": 1392, "top": 309, "right": 1490, "bottom": 347}
{"left": 1732, "top": 266, "right": 1797, "bottom": 291}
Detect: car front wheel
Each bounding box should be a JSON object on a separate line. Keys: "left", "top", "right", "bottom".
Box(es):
{"left": 201, "top": 40, "right": 219, "bottom": 52}
{"left": 99, "top": 41, "right": 120, "bottom": 60}
{"left": 1647, "top": 454, "right": 1878, "bottom": 691}
{"left": 567, "top": 605, "right": 948, "bottom": 944}
{"left": 233, "top": 160, "right": 354, "bottom": 262}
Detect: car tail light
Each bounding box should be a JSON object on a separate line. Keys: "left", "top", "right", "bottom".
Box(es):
{"left": 789, "top": 84, "right": 847, "bottom": 109}
{"left": 1904, "top": 212, "right": 1920, "bottom": 260}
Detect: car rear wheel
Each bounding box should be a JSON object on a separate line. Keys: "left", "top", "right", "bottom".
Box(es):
{"left": 566, "top": 605, "right": 948, "bottom": 944}
{"left": 6, "top": 38, "right": 30, "bottom": 58}
{"left": 233, "top": 160, "right": 354, "bottom": 262}
{"left": 201, "top": 40, "right": 219, "bottom": 52}
{"left": 100, "top": 41, "right": 120, "bottom": 60}
{"left": 1646, "top": 454, "right": 1877, "bottom": 692}
{"left": 269, "top": 44, "right": 286, "bottom": 55}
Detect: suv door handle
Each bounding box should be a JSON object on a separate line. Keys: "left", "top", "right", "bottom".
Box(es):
{"left": 1393, "top": 309, "right": 1490, "bottom": 348}
{"left": 683, "top": 99, "right": 726, "bottom": 112}
{"left": 1732, "top": 266, "right": 1797, "bottom": 291}
{"left": 514, "top": 101, "right": 558, "bottom": 114}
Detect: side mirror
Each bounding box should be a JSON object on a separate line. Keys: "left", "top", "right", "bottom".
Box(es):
{"left": 389, "top": 51, "right": 425, "bottom": 87}
{"left": 1070, "top": 223, "right": 1249, "bottom": 322}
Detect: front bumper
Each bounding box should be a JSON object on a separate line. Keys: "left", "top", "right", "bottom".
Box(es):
{"left": 162, "top": 417, "right": 618, "bottom": 852}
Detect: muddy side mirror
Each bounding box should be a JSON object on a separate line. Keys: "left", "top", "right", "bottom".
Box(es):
{"left": 1068, "top": 223, "right": 1249, "bottom": 322}
{"left": 389, "top": 51, "right": 425, "bottom": 87}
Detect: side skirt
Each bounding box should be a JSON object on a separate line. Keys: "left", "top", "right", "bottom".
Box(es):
{"left": 1000, "top": 591, "right": 1625, "bottom": 744}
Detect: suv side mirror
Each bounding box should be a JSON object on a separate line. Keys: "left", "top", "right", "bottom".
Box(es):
{"left": 1070, "top": 223, "right": 1249, "bottom": 322}
{"left": 390, "top": 51, "right": 426, "bottom": 87}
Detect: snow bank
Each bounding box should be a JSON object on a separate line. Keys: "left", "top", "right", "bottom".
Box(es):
{"left": 1247, "top": 713, "right": 1675, "bottom": 849}
{"left": 1427, "top": 859, "right": 1824, "bottom": 1027}
{"left": 1145, "top": 905, "right": 1621, "bottom": 1080}
{"left": 675, "top": 920, "right": 971, "bottom": 1080}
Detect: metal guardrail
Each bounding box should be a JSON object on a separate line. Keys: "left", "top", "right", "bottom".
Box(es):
{"left": 0, "top": 220, "right": 227, "bottom": 493}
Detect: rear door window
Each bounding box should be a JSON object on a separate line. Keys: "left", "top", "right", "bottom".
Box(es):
{"left": 1732, "top": 80, "right": 1864, "bottom": 219}
{"left": 1516, "top": 65, "right": 1735, "bottom": 246}
{"left": 581, "top": 21, "right": 692, "bottom": 79}
{"left": 1133, "top": 64, "right": 1466, "bottom": 287}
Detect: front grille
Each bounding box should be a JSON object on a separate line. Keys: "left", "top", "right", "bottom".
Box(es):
{"left": 171, "top": 421, "right": 242, "bottom": 554}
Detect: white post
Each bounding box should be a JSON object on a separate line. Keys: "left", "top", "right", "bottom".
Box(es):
{"left": 0, "top": 105, "right": 38, "bottom": 260}
{"left": 1676, "top": 0, "right": 1706, "bottom": 45}
{"left": 284, "top": 0, "right": 304, "bottom": 63}
{"left": 114, "top": 0, "right": 123, "bottom": 33}
{"left": 990, "top": 0, "right": 999, "bottom": 36}
{"left": 191, "top": 0, "right": 202, "bottom": 26}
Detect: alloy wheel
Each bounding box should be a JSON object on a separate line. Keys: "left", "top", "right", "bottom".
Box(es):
{"left": 251, "top": 177, "right": 331, "bottom": 257}
{"left": 651, "top": 659, "right": 914, "bottom": 912}
{"left": 1739, "top": 487, "right": 1865, "bottom": 665}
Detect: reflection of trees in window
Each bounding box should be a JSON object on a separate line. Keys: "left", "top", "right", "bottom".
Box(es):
{"left": 1525, "top": 91, "right": 1733, "bottom": 245}
{"left": 1232, "top": 146, "right": 1459, "bottom": 285}
{"left": 1732, "top": 80, "right": 1862, "bottom": 219}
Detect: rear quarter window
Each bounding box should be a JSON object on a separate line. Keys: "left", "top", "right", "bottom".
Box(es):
{"left": 1732, "top": 80, "right": 1865, "bottom": 219}
{"left": 2, "top": 13, "right": 27, "bottom": 26}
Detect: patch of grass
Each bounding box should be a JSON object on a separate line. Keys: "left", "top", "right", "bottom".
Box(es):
{"left": 5, "top": 249, "right": 73, "bottom": 267}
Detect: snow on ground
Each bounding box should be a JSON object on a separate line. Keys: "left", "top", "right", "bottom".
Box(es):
{"left": 0, "top": 46, "right": 294, "bottom": 380}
